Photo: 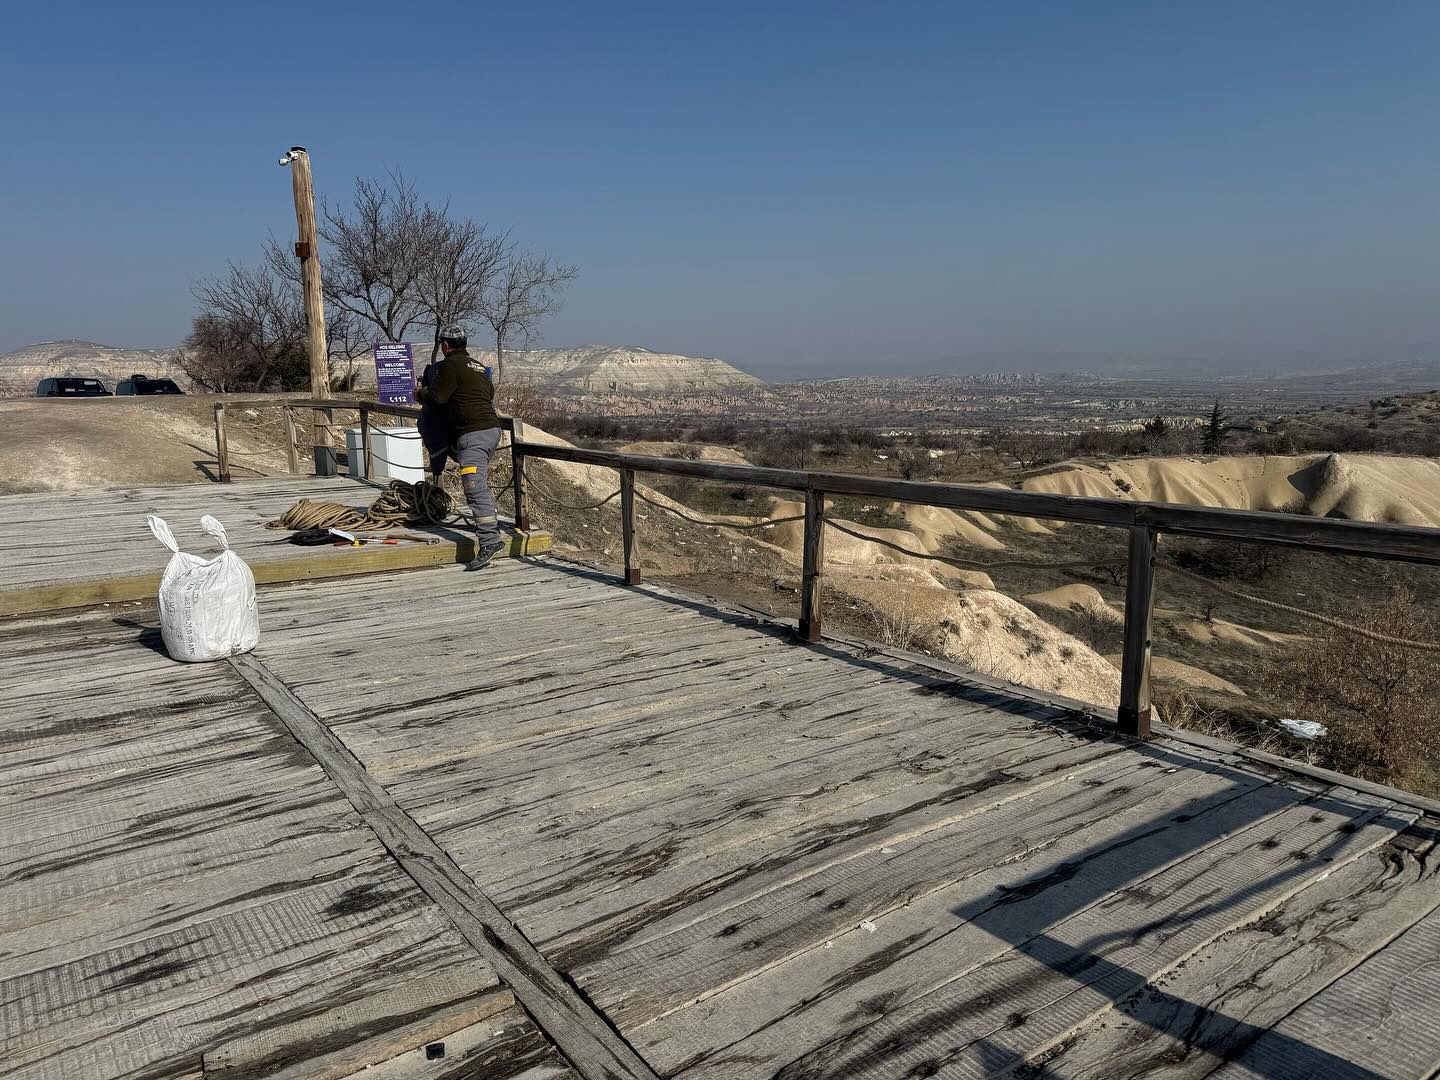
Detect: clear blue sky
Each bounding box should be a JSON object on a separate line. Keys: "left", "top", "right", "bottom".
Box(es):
{"left": 2, "top": 1, "right": 1437, "bottom": 376}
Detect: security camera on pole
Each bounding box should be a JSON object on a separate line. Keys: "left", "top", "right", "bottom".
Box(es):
{"left": 279, "top": 146, "right": 336, "bottom": 475}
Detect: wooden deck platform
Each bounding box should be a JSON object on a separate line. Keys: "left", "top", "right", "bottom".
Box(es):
{"left": 0, "top": 477, "right": 549, "bottom": 616}
{"left": 5, "top": 557, "right": 1440, "bottom": 1079}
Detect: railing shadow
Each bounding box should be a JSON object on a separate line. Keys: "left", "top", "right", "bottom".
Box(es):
{"left": 521, "top": 558, "right": 1408, "bottom": 1079}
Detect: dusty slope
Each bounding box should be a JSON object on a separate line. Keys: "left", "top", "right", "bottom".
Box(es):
{"left": 1021, "top": 453, "right": 1440, "bottom": 527}
{"left": 618, "top": 441, "right": 751, "bottom": 465}
{"left": 0, "top": 397, "right": 297, "bottom": 492}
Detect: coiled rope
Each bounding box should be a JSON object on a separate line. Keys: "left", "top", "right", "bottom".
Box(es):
{"left": 265, "top": 479, "right": 455, "bottom": 531}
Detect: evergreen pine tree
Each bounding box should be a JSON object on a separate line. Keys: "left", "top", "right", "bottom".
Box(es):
{"left": 1202, "top": 398, "right": 1229, "bottom": 454}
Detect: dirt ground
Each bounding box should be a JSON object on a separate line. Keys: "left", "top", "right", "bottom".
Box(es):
{"left": 0, "top": 395, "right": 373, "bottom": 493}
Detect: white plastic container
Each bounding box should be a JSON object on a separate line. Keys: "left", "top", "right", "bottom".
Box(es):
{"left": 345, "top": 425, "right": 426, "bottom": 482}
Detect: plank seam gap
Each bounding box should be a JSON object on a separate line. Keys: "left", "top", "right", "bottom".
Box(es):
{"left": 226, "top": 651, "right": 659, "bottom": 1080}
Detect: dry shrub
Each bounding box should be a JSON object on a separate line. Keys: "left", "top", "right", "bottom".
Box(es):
{"left": 864, "top": 597, "right": 937, "bottom": 655}
{"left": 496, "top": 376, "right": 559, "bottom": 425}
{"left": 1065, "top": 601, "right": 1123, "bottom": 652}
{"left": 1270, "top": 587, "right": 1440, "bottom": 787}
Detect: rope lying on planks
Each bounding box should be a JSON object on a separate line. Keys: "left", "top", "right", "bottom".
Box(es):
{"left": 265, "top": 479, "right": 456, "bottom": 531}
{"left": 1162, "top": 561, "right": 1440, "bottom": 653}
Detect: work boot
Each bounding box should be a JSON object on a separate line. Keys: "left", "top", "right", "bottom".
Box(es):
{"left": 464, "top": 538, "right": 507, "bottom": 572}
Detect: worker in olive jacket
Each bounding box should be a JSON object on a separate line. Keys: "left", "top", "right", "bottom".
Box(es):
{"left": 415, "top": 325, "right": 506, "bottom": 571}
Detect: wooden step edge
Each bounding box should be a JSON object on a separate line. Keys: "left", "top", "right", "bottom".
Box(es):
{"left": 0, "top": 531, "right": 552, "bottom": 617}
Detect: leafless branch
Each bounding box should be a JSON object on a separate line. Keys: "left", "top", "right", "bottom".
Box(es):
{"left": 478, "top": 249, "right": 579, "bottom": 385}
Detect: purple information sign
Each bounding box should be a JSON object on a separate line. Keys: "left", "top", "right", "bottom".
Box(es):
{"left": 373, "top": 343, "right": 416, "bottom": 405}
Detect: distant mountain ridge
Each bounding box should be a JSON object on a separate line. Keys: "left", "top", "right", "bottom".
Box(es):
{"left": 0, "top": 340, "right": 177, "bottom": 392}
{"left": 371, "top": 342, "right": 764, "bottom": 394}
{"left": 0, "top": 339, "right": 763, "bottom": 397}
{"left": 490, "top": 344, "right": 764, "bottom": 394}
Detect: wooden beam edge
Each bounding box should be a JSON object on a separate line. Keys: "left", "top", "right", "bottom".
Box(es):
{"left": 0, "top": 532, "right": 552, "bottom": 617}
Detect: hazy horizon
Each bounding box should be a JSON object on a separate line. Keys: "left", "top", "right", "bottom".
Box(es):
{"left": 4, "top": 3, "right": 1438, "bottom": 379}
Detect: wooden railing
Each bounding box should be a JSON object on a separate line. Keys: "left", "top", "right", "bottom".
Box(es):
{"left": 211, "top": 399, "right": 527, "bottom": 527}
{"left": 512, "top": 441, "right": 1440, "bottom": 740}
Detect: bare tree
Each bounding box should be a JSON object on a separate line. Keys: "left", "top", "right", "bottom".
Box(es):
{"left": 268, "top": 173, "right": 440, "bottom": 347}
{"left": 260, "top": 172, "right": 575, "bottom": 387}
{"left": 182, "top": 262, "right": 306, "bottom": 391}
{"left": 993, "top": 429, "right": 1065, "bottom": 469}
{"left": 415, "top": 217, "right": 507, "bottom": 364}
{"left": 477, "top": 249, "right": 578, "bottom": 385}
{"left": 324, "top": 308, "right": 373, "bottom": 391}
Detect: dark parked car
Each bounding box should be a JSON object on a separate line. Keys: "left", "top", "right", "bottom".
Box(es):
{"left": 115, "top": 374, "right": 184, "bottom": 395}
{"left": 36, "top": 376, "right": 112, "bottom": 397}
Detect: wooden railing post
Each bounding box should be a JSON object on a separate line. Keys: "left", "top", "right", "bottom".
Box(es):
{"left": 511, "top": 420, "right": 530, "bottom": 532}
{"left": 358, "top": 405, "right": 372, "bottom": 479}
{"left": 799, "top": 487, "right": 826, "bottom": 642}
{"left": 620, "top": 468, "right": 640, "bottom": 585}
{"left": 1119, "top": 525, "right": 1158, "bottom": 738}
{"left": 283, "top": 407, "right": 300, "bottom": 475}
{"left": 316, "top": 406, "right": 337, "bottom": 476}
{"left": 214, "top": 404, "right": 231, "bottom": 483}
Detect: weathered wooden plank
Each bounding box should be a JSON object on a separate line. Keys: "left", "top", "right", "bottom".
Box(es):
{"left": 581, "top": 746, "right": 1274, "bottom": 1043}
{"left": 764, "top": 790, "right": 1410, "bottom": 1080}
{"left": 1, "top": 874, "right": 478, "bottom": 1075}
{"left": 227, "top": 651, "right": 660, "bottom": 1080}
{"left": 400, "top": 679, "right": 1049, "bottom": 842}
{"left": 201, "top": 961, "right": 514, "bottom": 1079}
{"left": 647, "top": 776, "right": 1308, "bottom": 1077}
{"left": 1023, "top": 826, "right": 1440, "bottom": 1079}
{"left": 458, "top": 722, "right": 1127, "bottom": 962}
{"left": 1206, "top": 898, "right": 1440, "bottom": 1080}
{"left": 0, "top": 532, "right": 549, "bottom": 616}
{"left": 333, "top": 1004, "right": 579, "bottom": 1080}
{"left": 0, "top": 475, "right": 547, "bottom": 615}
{"left": 0, "top": 612, "right": 519, "bottom": 1080}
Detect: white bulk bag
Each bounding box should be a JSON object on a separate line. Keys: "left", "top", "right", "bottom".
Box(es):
{"left": 146, "top": 514, "right": 259, "bottom": 662}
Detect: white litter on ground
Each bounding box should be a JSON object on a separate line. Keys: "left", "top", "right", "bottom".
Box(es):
{"left": 1279, "top": 718, "right": 1328, "bottom": 740}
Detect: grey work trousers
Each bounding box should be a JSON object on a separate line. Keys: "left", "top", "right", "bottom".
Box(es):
{"left": 457, "top": 427, "right": 503, "bottom": 548}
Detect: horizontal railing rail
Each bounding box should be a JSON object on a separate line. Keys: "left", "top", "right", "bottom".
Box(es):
{"left": 515, "top": 444, "right": 1440, "bottom": 564}
{"left": 513, "top": 439, "right": 1440, "bottom": 740}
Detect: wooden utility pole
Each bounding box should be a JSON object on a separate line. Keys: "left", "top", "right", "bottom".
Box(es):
{"left": 281, "top": 146, "right": 335, "bottom": 475}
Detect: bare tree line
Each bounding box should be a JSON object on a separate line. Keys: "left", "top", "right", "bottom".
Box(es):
{"left": 183, "top": 174, "right": 576, "bottom": 392}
